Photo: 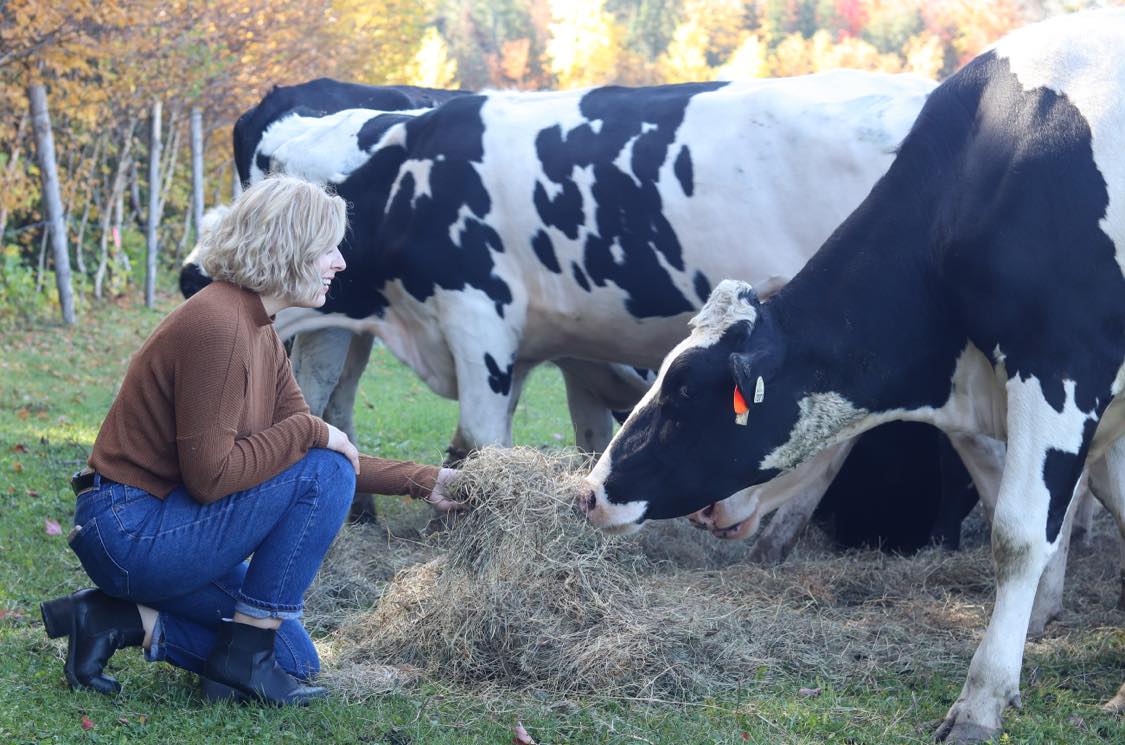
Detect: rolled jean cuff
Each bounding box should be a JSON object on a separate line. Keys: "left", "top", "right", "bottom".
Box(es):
{"left": 234, "top": 595, "right": 303, "bottom": 621}
{"left": 143, "top": 613, "right": 167, "bottom": 664}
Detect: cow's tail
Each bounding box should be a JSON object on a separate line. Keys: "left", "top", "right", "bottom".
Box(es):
{"left": 180, "top": 205, "right": 231, "bottom": 298}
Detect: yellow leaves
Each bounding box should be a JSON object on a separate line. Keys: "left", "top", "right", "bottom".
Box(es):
{"left": 546, "top": 0, "right": 623, "bottom": 88}
{"left": 404, "top": 27, "right": 459, "bottom": 89}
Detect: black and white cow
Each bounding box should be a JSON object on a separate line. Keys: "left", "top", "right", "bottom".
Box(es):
{"left": 198, "top": 72, "right": 1004, "bottom": 554}
{"left": 581, "top": 9, "right": 1125, "bottom": 740}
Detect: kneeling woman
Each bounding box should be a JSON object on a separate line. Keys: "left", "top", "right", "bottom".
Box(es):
{"left": 41, "top": 175, "right": 460, "bottom": 705}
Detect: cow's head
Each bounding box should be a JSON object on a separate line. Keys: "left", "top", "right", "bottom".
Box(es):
{"left": 579, "top": 279, "right": 804, "bottom": 531}
{"left": 179, "top": 206, "right": 230, "bottom": 298}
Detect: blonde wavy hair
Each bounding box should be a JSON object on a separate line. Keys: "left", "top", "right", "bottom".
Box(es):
{"left": 199, "top": 175, "right": 347, "bottom": 303}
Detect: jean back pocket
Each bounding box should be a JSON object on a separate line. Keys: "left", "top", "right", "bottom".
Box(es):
{"left": 68, "top": 517, "right": 131, "bottom": 599}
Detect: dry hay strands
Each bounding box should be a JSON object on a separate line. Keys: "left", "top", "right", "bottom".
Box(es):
{"left": 327, "top": 447, "right": 764, "bottom": 698}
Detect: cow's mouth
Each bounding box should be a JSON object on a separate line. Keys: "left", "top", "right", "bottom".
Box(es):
{"left": 711, "top": 519, "right": 748, "bottom": 540}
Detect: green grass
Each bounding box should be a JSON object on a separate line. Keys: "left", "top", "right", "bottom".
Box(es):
{"left": 0, "top": 293, "right": 1121, "bottom": 744}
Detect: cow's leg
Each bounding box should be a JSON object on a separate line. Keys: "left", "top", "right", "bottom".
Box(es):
{"left": 320, "top": 332, "right": 377, "bottom": 523}
{"left": 1089, "top": 441, "right": 1125, "bottom": 612}
{"left": 1089, "top": 439, "right": 1125, "bottom": 710}
{"left": 1027, "top": 472, "right": 1083, "bottom": 636}
{"left": 560, "top": 368, "right": 616, "bottom": 454}
{"left": 936, "top": 385, "right": 1092, "bottom": 743}
{"left": 1070, "top": 483, "right": 1096, "bottom": 549}
{"left": 290, "top": 327, "right": 353, "bottom": 417}
{"left": 446, "top": 332, "right": 521, "bottom": 455}
{"left": 947, "top": 432, "right": 1006, "bottom": 525}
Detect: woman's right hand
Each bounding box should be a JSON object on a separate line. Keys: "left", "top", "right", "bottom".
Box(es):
{"left": 325, "top": 423, "right": 360, "bottom": 473}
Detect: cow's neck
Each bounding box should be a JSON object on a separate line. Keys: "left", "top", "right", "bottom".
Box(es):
{"left": 768, "top": 160, "right": 966, "bottom": 430}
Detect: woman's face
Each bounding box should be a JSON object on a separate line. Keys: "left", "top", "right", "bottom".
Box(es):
{"left": 305, "top": 245, "right": 346, "bottom": 308}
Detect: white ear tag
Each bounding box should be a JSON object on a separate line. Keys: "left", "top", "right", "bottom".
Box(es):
{"left": 735, "top": 410, "right": 749, "bottom": 426}
{"left": 753, "top": 376, "right": 765, "bottom": 403}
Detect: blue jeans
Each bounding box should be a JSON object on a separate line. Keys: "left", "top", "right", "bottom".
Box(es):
{"left": 67, "top": 449, "right": 354, "bottom": 680}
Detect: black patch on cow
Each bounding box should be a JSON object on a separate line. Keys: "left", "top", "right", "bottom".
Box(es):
{"left": 531, "top": 229, "right": 562, "bottom": 274}
{"left": 693, "top": 270, "right": 711, "bottom": 304}
{"left": 484, "top": 353, "right": 513, "bottom": 395}
{"left": 1042, "top": 418, "right": 1097, "bottom": 543}
{"left": 532, "top": 83, "right": 727, "bottom": 318}
{"left": 179, "top": 262, "right": 212, "bottom": 299}
{"left": 571, "top": 261, "right": 591, "bottom": 292}
{"left": 255, "top": 152, "right": 271, "bottom": 176}
{"left": 232, "top": 79, "right": 468, "bottom": 185}
{"left": 674, "top": 145, "right": 693, "bottom": 196}
{"left": 356, "top": 113, "right": 414, "bottom": 151}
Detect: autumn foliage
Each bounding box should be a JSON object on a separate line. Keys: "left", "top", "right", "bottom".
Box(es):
{"left": 1, "top": 0, "right": 1115, "bottom": 320}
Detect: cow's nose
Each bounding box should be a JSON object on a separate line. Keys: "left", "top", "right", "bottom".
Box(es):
{"left": 575, "top": 484, "right": 596, "bottom": 516}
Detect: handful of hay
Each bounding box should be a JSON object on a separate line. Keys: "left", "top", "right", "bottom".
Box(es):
{"left": 323, "top": 447, "right": 762, "bottom": 697}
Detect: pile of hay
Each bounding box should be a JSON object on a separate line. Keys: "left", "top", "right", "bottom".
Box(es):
{"left": 321, "top": 447, "right": 766, "bottom": 697}
{"left": 313, "top": 447, "right": 1125, "bottom": 701}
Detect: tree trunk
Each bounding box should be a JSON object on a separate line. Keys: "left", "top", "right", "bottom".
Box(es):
{"left": 28, "top": 83, "right": 75, "bottom": 324}
{"left": 73, "top": 133, "right": 106, "bottom": 274}
{"left": 0, "top": 111, "right": 29, "bottom": 244}
{"left": 190, "top": 106, "right": 204, "bottom": 238}
{"left": 96, "top": 118, "right": 136, "bottom": 299}
{"left": 145, "top": 98, "right": 162, "bottom": 307}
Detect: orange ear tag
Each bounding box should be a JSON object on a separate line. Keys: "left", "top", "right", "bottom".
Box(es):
{"left": 733, "top": 386, "right": 749, "bottom": 426}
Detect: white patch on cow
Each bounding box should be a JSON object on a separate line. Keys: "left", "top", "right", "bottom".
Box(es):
{"left": 993, "top": 8, "right": 1125, "bottom": 277}
{"left": 641, "top": 122, "right": 658, "bottom": 134}
{"left": 536, "top": 176, "right": 563, "bottom": 200}
{"left": 447, "top": 203, "right": 479, "bottom": 247}
{"left": 608, "top": 239, "right": 626, "bottom": 266}
{"left": 393, "top": 158, "right": 435, "bottom": 208}
{"left": 1112, "top": 360, "right": 1125, "bottom": 397}
{"left": 686, "top": 279, "right": 758, "bottom": 348}
{"left": 588, "top": 118, "right": 603, "bottom": 135}
{"left": 261, "top": 109, "right": 407, "bottom": 185}
{"left": 760, "top": 393, "right": 869, "bottom": 471}
{"left": 612, "top": 133, "right": 644, "bottom": 188}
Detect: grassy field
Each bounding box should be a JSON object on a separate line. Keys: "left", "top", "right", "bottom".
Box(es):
{"left": 0, "top": 293, "right": 1121, "bottom": 744}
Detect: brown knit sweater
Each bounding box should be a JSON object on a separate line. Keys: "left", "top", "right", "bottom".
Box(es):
{"left": 89, "top": 281, "right": 438, "bottom": 504}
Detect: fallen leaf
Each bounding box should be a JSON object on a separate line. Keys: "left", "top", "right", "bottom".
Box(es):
{"left": 117, "top": 717, "right": 130, "bottom": 726}
{"left": 16, "top": 408, "right": 29, "bottom": 420}
{"left": 798, "top": 687, "right": 821, "bottom": 698}
{"left": 45, "top": 519, "right": 62, "bottom": 536}
{"left": 81, "top": 715, "right": 94, "bottom": 730}
{"left": 741, "top": 734, "right": 749, "bottom": 742}
{"left": 0, "top": 609, "right": 26, "bottom": 621}
{"left": 26, "top": 489, "right": 39, "bottom": 498}
{"left": 513, "top": 721, "right": 537, "bottom": 745}
{"left": 11, "top": 443, "right": 28, "bottom": 453}
{"left": 12, "top": 462, "right": 22, "bottom": 473}
{"left": 137, "top": 715, "right": 147, "bottom": 725}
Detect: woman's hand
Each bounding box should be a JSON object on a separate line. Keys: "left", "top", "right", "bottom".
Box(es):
{"left": 325, "top": 423, "right": 360, "bottom": 473}
{"left": 424, "top": 467, "right": 466, "bottom": 513}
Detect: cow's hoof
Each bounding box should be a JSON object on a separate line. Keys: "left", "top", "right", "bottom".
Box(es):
{"left": 934, "top": 717, "right": 1000, "bottom": 743}
{"left": 934, "top": 702, "right": 1003, "bottom": 743}
{"left": 1026, "top": 606, "right": 1060, "bottom": 638}
{"left": 1102, "top": 682, "right": 1125, "bottom": 712}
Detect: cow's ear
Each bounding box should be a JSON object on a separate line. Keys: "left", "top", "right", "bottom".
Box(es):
{"left": 729, "top": 346, "right": 782, "bottom": 406}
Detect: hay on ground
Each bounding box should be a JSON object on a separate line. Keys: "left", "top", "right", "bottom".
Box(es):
{"left": 312, "top": 447, "right": 1125, "bottom": 701}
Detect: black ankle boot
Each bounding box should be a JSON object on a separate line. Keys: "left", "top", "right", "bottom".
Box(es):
{"left": 203, "top": 621, "right": 327, "bottom": 706}
{"left": 40, "top": 588, "right": 145, "bottom": 694}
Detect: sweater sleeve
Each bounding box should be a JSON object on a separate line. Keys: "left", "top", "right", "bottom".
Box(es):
{"left": 357, "top": 455, "right": 439, "bottom": 499}
{"left": 273, "top": 342, "right": 313, "bottom": 422}
{"left": 173, "top": 320, "right": 330, "bottom": 505}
